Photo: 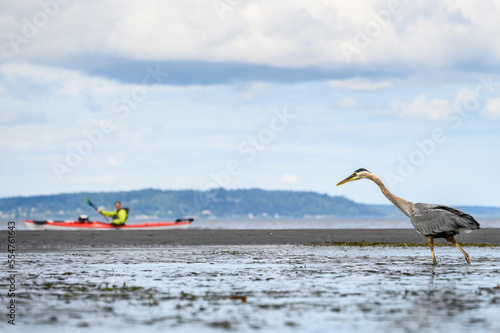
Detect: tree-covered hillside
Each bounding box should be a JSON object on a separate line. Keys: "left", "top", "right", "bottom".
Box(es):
{"left": 0, "top": 188, "right": 386, "bottom": 220}
{"left": 1, "top": 188, "right": 498, "bottom": 221}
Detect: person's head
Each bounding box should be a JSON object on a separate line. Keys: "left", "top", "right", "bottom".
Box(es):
{"left": 115, "top": 201, "right": 122, "bottom": 210}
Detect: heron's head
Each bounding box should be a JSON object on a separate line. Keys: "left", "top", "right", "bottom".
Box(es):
{"left": 336, "top": 168, "right": 372, "bottom": 186}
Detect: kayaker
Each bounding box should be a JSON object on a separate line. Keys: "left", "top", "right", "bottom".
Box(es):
{"left": 97, "top": 201, "right": 128, "bottom": 225}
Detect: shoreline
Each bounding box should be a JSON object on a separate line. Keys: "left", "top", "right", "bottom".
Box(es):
{"left": 1, "top": 228, "right": 499, "bottom": 252}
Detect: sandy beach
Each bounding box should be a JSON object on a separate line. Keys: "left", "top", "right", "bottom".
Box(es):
{"left": 2, "top": 228, "right": 498, "bottom": 252}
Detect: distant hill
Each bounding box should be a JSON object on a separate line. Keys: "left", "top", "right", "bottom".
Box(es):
{"left": 1, "top": 188, "right": 499, "bottom": 221}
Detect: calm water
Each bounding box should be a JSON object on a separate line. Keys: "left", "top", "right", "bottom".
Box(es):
{"left": 2, "top": 245, "right": 500, "bottom": 333}
{"left": 8, "top": 218, "right": 500, "bottom": 230}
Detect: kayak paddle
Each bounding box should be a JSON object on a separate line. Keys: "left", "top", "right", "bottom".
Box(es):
{"left": 85, "top": 197, "right": 111, "bottom": 222}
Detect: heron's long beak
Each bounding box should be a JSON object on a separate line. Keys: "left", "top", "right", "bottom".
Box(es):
{"left": 336, "top": 174, "right": 356, "bottom": 186}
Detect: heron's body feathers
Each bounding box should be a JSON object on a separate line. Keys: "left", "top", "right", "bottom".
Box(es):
{"left": 410, "top": 203, "right": 480, "bottom": 238}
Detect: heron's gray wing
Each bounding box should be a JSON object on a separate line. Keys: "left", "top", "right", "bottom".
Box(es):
{"left": 410, "top": 203, "right": 480, "bottom": 237}
{"left": 432, "top": 205, "right": 480, "bottom": 230}
{"left": 410, "top": 204, "right": 449, "bottom": 236}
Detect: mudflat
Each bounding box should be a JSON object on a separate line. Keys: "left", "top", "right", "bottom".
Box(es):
{"left": 1, "top": 228, "right": 498, "bottom": 252}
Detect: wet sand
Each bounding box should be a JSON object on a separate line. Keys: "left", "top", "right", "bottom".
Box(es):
{"left": 2, "top": 228, "right": 499, "bottom": 252}
{"left": 3, "top": 229, "right": 500, "bottom": 332}
{"left": 5, "top": 245, "right": 500, "bottom": 332}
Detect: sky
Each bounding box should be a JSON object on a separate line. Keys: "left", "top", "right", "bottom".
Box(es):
{"left": 1, "top": 0, "right": 500, "bottom": 206}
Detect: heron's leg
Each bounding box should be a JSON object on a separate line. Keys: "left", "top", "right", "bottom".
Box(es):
{"left": 445, "top": 237, "right": 470, "bottom": 264}
{"left": 425, "top": 235, "right": 437, "bottom": 265}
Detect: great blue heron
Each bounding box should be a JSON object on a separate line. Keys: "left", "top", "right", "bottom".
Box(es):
{"left": 336, "top": 168, "right": 480, "bottom": 264}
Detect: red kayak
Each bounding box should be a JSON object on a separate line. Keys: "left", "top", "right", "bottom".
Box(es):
{"left": 23, "top": 218, "right": 193, "bottom": 230}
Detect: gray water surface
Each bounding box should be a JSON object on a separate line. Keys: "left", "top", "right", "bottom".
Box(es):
{"left": 2, "top": 245, "right": 500, "bottom": 332}
{"left": 10, "top": 218, "right": 500, "bottom": 230}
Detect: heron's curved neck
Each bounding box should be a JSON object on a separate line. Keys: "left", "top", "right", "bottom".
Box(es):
{"left": 366, "top": 174, "right": 414, "bottom": 217}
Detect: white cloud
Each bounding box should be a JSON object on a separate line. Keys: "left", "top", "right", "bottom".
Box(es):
{"left": 280, "top": 173, "right": 299, "bottom": 183}
{"left": 329, "top": 78, "right": 393, "bottom": 91}
{"left": 390, "top": 94, "right": 451, "bottom": 120}
{"left": 388, "top": 85, "right": 500, "bottom": 121}
{"left": 483, "top": 97, "right": 500, "bottom": 120}
{"left": 2, "top": 1, "right": 500, "bottom": 70}
{"left": 105, "top": 158, "right": 121, "bottom": 166}
{"left": 0, "top": 61, "right": 122, "bottom": 106}
{"left": 335, "top": 96, "right": 358, "bottom": 108}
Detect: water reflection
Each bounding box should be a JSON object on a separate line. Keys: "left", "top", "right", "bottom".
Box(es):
{"left": 3, "top": 245, "right": 500, "bottom": 333}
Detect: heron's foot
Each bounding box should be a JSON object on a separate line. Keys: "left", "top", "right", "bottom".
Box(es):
{"left": 464, "top": 255, "right": 471, "bottom": 264}
{"left": 432, "top": 260, "right": 437, "bottom": 265}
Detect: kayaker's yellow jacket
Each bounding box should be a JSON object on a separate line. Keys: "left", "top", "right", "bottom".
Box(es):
{"left": 101, "top": 208, "right": 128, "bottom": 225}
